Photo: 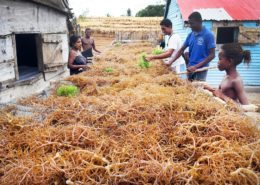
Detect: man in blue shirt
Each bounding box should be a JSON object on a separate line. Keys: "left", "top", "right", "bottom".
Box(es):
{"left": 167, "top": 12, "right": 216, "bottom": 81}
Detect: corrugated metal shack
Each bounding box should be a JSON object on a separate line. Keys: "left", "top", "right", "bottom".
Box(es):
{"left": 0, "top": 0, "right": 72, "bottom": 102}
{"left": 165, "top": 0, "right": 260, "bottom": 86}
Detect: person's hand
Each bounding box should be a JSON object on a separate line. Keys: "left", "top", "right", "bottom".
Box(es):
{"left": 82, "top": 65, "right": 89, "bottom": 71}
{"left": 212, "top": 90, "right": 222, "bottom": 98}
{"left": 165, "top": 60, "right": 172, "bottom": 67}
{"left": 166, "top": 63, "right": 172, "bottom": 67}
{"left": 187, "top": 66, "right": 197, "bottom": 72}
{"left": 145, "top": 56, "right": 154, "bottom": 62}
{"left": 203, "top": 84, "right": 215, "bottom": 92}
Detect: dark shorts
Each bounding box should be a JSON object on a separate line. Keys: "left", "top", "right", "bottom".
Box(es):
{"left": 188, "top": 70, "right": 208, "bottom": 81}
{"left": 82, "top": 48, "right": 93, "bottom": 58}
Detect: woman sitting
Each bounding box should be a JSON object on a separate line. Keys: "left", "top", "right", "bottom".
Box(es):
{"left": 68, "top": 35, "right": 90, "bottom": 75}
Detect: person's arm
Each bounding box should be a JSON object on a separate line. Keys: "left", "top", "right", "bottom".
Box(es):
{"left": 68, "top": 51, "right": 88, "bottom": 70}
{"left": 232, "top": 79, "right": 249, "bottom": 105}
{"left": 212, "top": 89, "right": 231, "bottom": 102}
{"left": 92, "top": 40, "right": 101, "bottom": 53}
{"left": 167, "top": 45, "right": 187, "bottom": 66}
{"left": 167, "top": 33, "right": 190, "bottom": 66}
{"left": 146, "top": 49, "right": 174, "bottom": 61}
{"left": 183, "top": 52, "right": 189, "bottom": 66}
{"left": 203, "top": 84, "right": 216, "bottom": 92}
{"left": 187, "top": 48, "right": 215, "bottom": 72}
{"left": 81, "top": 38, "right": 86, "bottom": 51}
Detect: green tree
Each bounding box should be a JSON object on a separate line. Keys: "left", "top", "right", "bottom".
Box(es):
{"left": 127, "top": 8, "right": 132, "bottom": 16}
{"left": 136, "top": 5, "right": 165, "bottom": 17}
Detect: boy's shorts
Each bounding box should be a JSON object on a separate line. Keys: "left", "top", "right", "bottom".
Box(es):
{"left": 188, "top": 70, "right": 208, "bottom": 81}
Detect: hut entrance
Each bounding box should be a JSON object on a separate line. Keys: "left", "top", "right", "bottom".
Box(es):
{"left": 15, "top": 34, "right": 41, "bottom": 80}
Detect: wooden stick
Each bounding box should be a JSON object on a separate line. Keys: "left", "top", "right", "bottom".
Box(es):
{"left": 177, "top": 66, "right": 218, "bottom": 75}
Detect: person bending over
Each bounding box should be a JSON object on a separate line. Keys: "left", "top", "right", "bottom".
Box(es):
{"left": 146, "top": 19, "right": 185, "bottom": 73}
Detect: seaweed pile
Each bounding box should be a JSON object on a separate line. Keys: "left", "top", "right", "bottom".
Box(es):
{"left": 0, "top": 42, "right": 259, "bottom": 185}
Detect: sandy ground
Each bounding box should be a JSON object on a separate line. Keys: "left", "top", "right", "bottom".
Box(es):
{"left": 94, "top": 35, "right": 115, "bottom": 52}
{"left": 247, "top": 93, "right": 260, "bottom": 105}
{"left": 246, "top": 93, "right": 260, "bottom": 127}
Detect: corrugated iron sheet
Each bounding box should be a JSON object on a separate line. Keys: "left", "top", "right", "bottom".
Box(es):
{"left": 176, "top": 0, "right": 260, "bottom": 21}
{"left": 26, "top": 0, "right": 70, "bottom": 13}
{"left": 194, "top": 8, "right": 233, "bottom": 21}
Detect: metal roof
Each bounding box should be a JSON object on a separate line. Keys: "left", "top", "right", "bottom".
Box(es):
{"left": 165, "top": 0, "right": 260, "bottom": 21}
{"left": 193, "top": 8, "right": 233, "bottom": 21}
{"left": 26, "top": 0, "right": 71, "bottom": 14}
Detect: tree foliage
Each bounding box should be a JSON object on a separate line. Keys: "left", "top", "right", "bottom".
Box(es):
{"left": 136, "top": 5, "right": 165, "bottom": 17}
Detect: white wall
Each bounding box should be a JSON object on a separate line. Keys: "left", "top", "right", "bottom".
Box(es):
{"left": 0, "top": 0, "right": 70, "bottom": 102}
{"left": 0, "top": 0, "right": 68, "bottom": 35}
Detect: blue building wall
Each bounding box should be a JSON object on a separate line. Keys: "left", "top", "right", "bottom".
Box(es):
{"left": 166, "top": 0, "right": 260, "bottom": 86}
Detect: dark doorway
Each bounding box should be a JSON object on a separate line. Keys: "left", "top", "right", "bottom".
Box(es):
{"left": 217, "top": 27, "right": 239, "bottom": 44}
{"left": 15, "top": 34, "right": 40, "bottom": 80}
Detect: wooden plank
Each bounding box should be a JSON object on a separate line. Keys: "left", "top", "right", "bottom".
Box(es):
{"left": 0, "top": 61, "right": 16, "bottom": 82}
{"left": 177, "top": 66, "right": 218, "bottom": 75}
{"left": 0, "top": 0, "right": 68, "bottom": 35}
{"left": 12, "top": 34, "right": 19, "bottom": 80}
{"left": 42, "top": 42, "right": 63, "bottom": 64}
{"left": 44, "top": 63, "right": 66, "bottom": 68}
{"left": 0, "top": 35, "right": 14, "bottom": 63}
{"left": 42, "top": 34, "right": 68, "bottom": 65}
{"left": 239, "top": 26, "right": 260, "bottom": 44}
{"left": 44, "top": 68, "right": 69, "bottom": 81}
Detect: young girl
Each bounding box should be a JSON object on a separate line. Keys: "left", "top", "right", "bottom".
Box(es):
{"left": 204, "top": 43, "right": 251, "bottom": 105}
{"left": 68, "top": 35, "right": 90, "bottom": 75}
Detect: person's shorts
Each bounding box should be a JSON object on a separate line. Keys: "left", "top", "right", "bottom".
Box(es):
{"left": 188, "top": 70, "right": 208, "bottom": 81}
{"left": 171, "top": 63, "right": 187, "bottom": 79}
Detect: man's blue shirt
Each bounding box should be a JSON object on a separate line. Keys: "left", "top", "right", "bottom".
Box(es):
{"left": 184, "top": 27, "right": 216, "bottom": 68}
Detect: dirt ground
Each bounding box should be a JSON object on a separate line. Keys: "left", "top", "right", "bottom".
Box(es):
{"left": 246, "top": 93, "right": 260, "bottom": 127}
{"left": 94, "top": 34, "right": 115, "bottom": 52}
{"left": 247, "top": 93, "right": 260, "bottom": 105}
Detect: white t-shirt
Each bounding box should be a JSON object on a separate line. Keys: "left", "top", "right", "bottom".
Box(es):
{"left": 164, "top": 34, "right": 185, "bottom": 73}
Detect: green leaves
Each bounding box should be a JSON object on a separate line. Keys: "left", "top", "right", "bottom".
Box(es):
{"left": 104, "top": 67, "right": 113, "bottom": 73}
{"left": 139, "top": 53, "right": 151, "bottom": 69}
{"left": 115, "top": 42, "right": 121, "bottom": 47}
{"left": 152, "top": 47, "right": 164, "bottom": 55}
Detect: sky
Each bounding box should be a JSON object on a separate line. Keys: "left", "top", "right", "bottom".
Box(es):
{"left": 69, "top": 0, "right": 165, "bottom": 17}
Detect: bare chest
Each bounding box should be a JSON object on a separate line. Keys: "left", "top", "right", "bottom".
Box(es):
{"left": 220, "top": 77, "right": 237, "bottom": 99}
{"left": 82, "top": 38, "right": 94, "bottom": 46}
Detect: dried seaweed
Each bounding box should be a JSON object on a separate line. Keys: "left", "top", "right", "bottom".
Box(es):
{"left": 0, "top": 42, "right": 259, "bottom": 185}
